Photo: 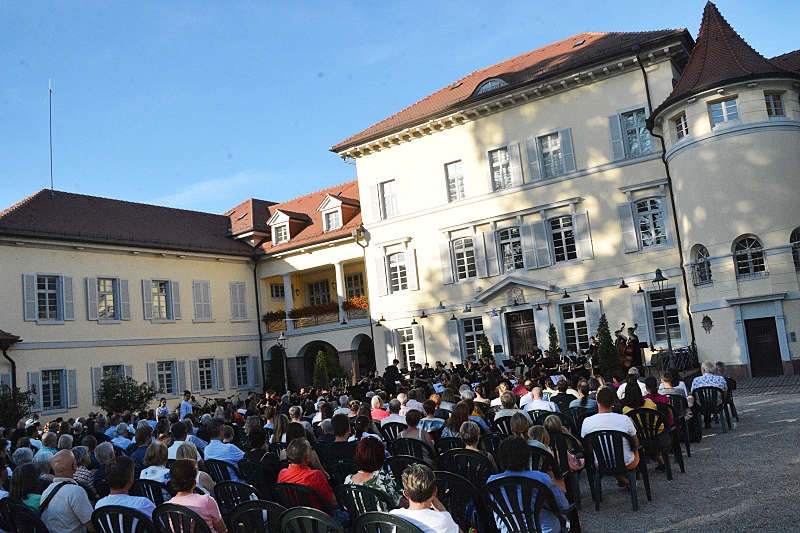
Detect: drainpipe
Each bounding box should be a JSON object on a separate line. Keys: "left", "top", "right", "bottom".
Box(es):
{"left": 2, "top": 348, "right": 16, "bottom": 390}
{"left": 251, "top": 235, "right": 272, "bottom": 391}
{"left": 633, "top": 47, "right": 697, "bottom": 349}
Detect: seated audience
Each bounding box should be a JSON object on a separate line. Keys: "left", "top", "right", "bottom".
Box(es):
{"left": 381, "top": 399, "right": 407, "bottom": 426}
{"left": 318, "top": 414, "right": 357, "bottom": 465}
{"left": 10, "top": 463, "right": 42, "bottom": 512}
{"left": 390, "top": 463, "right": 461, "bottom": 533}
{"left": 344, "top": 436, "right": 401, "bottom": 505}
{"left": 40, "top": 450, "right": 94, "bottom": 533}
{"left": 581, "top": 386, "right": 640, "bottom": 485}
{"left": 524, "top": 388, "right": 559, "bottom": 413}
{"left": 419, "top": 400, "right": 445, "bottom": 433}
{"left": 204, "top": 419, "right": 244, "bottom": 481}
{"left": 166, "top": 459, "right": 226, "bottom": 533}
{"left": 94, "top": 455, "right": 155, "bottom": 518}
{"left": 140, "top": 441, "right": 170, "bottom": 484}
{"left": 460, "top": 420, "right": 497, "bottom": 471}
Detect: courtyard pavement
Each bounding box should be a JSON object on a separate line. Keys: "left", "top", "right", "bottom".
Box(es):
{"left": 577, "top": 376, "right": 800, "bottom": 532}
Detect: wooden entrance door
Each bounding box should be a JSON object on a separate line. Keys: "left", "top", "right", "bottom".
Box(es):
{"left": 745, "top": 317, "right": 782, "bottom": 376}
{"left": 505, "top": 310, "right": 538, "bottom": 357}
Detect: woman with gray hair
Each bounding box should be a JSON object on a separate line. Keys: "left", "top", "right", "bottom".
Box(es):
{"left": 460, "top": 420, "right": 497, "bottom": 471}
{"left": 32, "top": 449, "right": 54, "bottom": 486}
{"left": 11, "top": 446, "right": 33, "bottom": 467}
{"left": 92, "top": 441, "right": 115, "bottom": 498}
{"left": 71, "top": 445, "right": 98, "bottom": 500}
{"left": 57, "top": 433, "right": 73, "bottom": 450}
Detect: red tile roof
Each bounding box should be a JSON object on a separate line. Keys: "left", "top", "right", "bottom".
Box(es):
{"left": 770, "top": 50, "right": 800, "bottom": 74}
{"left": 258, "top": 180, "right": 361, "bottom": 255}
{"left": 331, "top": 29, "right": 690, "bottom": 152}
{"left": 652, "top": 2, "right": 800, "bottom": 120}
{"left": 226, "top": 198, "right": 276, "bottom": 236}
{"left": 0, "top": 190, "right": 255, "bottom": 256}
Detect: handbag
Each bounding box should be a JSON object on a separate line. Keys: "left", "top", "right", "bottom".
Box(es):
{"left": 567, "top": 449, "right": 584, "bottom": 471}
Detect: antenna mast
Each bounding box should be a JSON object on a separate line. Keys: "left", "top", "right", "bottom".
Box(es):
{"left": 49, "top": 79, "right": 54, "bottom": 192}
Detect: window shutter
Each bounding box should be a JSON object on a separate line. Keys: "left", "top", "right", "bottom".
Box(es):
{"left": 192, "top": 281, "right": 202, "bottom": 320}
{"left": 203, "top": 281, "right": 212, "bottom": 320}
{"left": 373, "top": 256, "right": 388, "bottom": 296}
{"left": 373, "top": 184, "right": 384, "bottom": 222}
{"left": 439, "top": 242, "right": 454, "bottom": 285}
{"left": 573, "top": 211, "right": 594, "bottom": 260}
{"left": 0, "top": 373, "right": 11, "bottom": 391}
{"left": 473, "top": 235, "right": 488, "bottom": 279}
{"left": 146, "top": 362, "right": 157, "bottom": 390}
{"left": 533, "top": 306, "right": 551, "bottom": 352}
{"left": 631, "top": 292, "right": 650, "bottom": 345}
{"left": 250, "top": 355, "right": 262, "bottom": 388}
{"left": 215, "top": 359, "right": 225, "bottom": 391}
{"left": 86, "top": 277, "right": 99, "bottom": 321}
{"left": 531, "top": 221, "right": 552, "bottom": 268}
{"left": 229, "top": 282, "right": 240, "bottom": 320}
{"left": 124, "top": 365, "right": 133, "bottom": 378}
{"left": 617, "top": 203, "right": 639, "bottom": 253}
{"left": 411, "top": 325, "right": 426, "bottom": 365}
{"left": 239, "top": 282, "right": 248, "bottom": 319}
{"left": 23, "top": 274, "right": 37, "bottom": 321}
{"left": 508, "top": 143, "right": 523, "bottom": 187}
{"left": 524, "top": 138, "right": 542, "bottom": 182}
{"left": 28, "top": 371, "right": 41, "bottom": 412}
{"left": 520, "top": 223, "right": 538, "bottom": 269}
{"left": 482, "top": 231, "right": 499, "bottom": 277}
{"left": 119, "top": 279, "right": 131, "bottom": 320}
{"left": 446, "top": 319, "right": 462, "bottom": 361}
{"left": 661, "top": 198, "right": 675, "bottom": 249}
{"left": 559, "top": 129, "right": 576, "bottom": 173}
{"left": 176, "top": 360, "right": 187, "bottom": 395}
{"left": 90, "top": 367, "right": 102, "bottom": 405}
{"left": 405, "top": 249, "right": 419, "bottom": 291}
{"left": 62, "top": 276, "right": 75, "bottom": 321}
{"left": 585, "top": 300, "right": 602, "bottom": 337}
{"left": 190, "top": 360, "right": 200, "bottom": 391}
{"left": 142, "top": 280, "right": 153, "bottom": 320}
{"left": 383, "top": 329, "right": 396, "bottom": 366}
{"left": 228, "top": 358, "right": 238, "bottom": 389}
{"left": 170, "top": 281, "right": 181, "bottom": 320}
{"left": 609, "top": 114, "right": 626, "bottom": 160}
{"left": 67, "top": 369, "right": 78, "bottom": 409}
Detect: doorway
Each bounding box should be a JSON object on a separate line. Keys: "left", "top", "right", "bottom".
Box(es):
{"left": 505, "top": 309, "right": 538, "bottom": 357}
{"left": 745, "top": 317, "right": 783, "bottom": 376}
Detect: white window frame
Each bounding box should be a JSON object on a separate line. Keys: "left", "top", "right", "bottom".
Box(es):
{"left": 151, "top": 279, "right": 172, "bottom": 320}
{"left": 634, "top": 197, "right": 668, "bottom": 250}
{"left": 96, "top": 277, "right": 120, "bottom": 321}
{"left": 620, "top": 108, "right": 652, "bottom": 157}
{"left": 461, "top": 317, "right": 484, "bottom": 358}
{"left": 488, "top": 146, "right": 512, "bottom": 191}
{"left": 323, "top": 209, "right": 342, "bottom": 232}
{"left": 497, "top": 226, "right": 524, "bottom": 272}
{"left": 40, "top": 368, "right": 66, "bottom": 412}
{"left": 197, "top": 358, "right": 215, "bottom": 392}
{"left": 36, "top": 274, "right": 62, "bottom": 322}
{"left": 345, "top": 272, "right": 365, "bottom": 298}
{"left": 692, "top": 246, "right": 713, "bottom": 286}
{"left": 733, "top": 236, "right": 767, "bottom": 280}
{"left": 538, "top": 132, "right": 564, "bottom": 179}
{"left": 235, "top": 355, "right": 249, "bottom": 388}
{"left": 379, "top": 180, "right": 398, "bottom": 219}
{"left": 708, "top": 97, "right": 739, "bottom": 127}
{"left": 273, "top": 224, "right": 289, "bottom": 244}
{"left": 444, "top": 160, "right": 465, "bottom": 202}
{"left": 102, "top": 364, "right": 125, "bottom": 379}
{"left": 451, "top": 237, "right": 477, "bottom": 281}
{"left": 156, "top": 360, "right": 175, "bottom": 396}
{"left": 560, "top": 302, "right": 589, "bottom": 352}
{"left": 673, "top": 113, "right": 689, "bottom": 140}
{"left": 307, "top": 280, "right": 331, "bottom": 306}
{"left": 387, "top": 252, "right": 408, "bottom": 293}
{"left": 270, "top": 283, "right": 285, "bottom": 300}
{"left": 395, "top": 327, "right": 416, "bottom": 368}
{"left": 647, "top": 288, "right": 682, "bottom": 343}
{"left": 764, "top": 92, "right": 785, "bottom": 118}
{"left": 549, "top": 215, "right": 578, "bottom": 264}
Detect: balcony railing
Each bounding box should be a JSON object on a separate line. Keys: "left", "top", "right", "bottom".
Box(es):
{"left": 263, "top": 297, "right": 369, "bottom": 332}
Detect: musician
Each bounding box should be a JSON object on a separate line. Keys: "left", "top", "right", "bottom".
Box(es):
{"left": 627, "top": 326, "right": 644, "bottom": 369}
{"left": 179, "top": 390, "right": 193, "bottom": 420}
{"left": 384, "top": 359, "right": 401, "bottom": 396}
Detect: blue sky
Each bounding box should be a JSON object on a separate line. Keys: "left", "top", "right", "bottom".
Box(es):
{"left": 2, "top": 1, "right": 797, "bottom": 213}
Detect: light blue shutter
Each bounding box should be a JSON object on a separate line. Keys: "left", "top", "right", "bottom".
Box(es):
{"left": 23, "top": 274, "right": 37, "bottom": 321}
{"left": 373, "top": 256, "right": 389, "bottom": 296}
{"left": 119, "top": 280, "right": 131, "bottom": 320}
{"left": 525, "top": 138, "right": 542, "bottom": 182}
{"left": 124, "top": 365, "right": 133, "bottom": 378}
{"left": 90, "top": 367, "right": 102, "bottom": 405}
{"left": 67, "top": 369, "right": 78, "bottom": 408}
{"left": 508, "top": 143, "right": 523, "bottom": 187}
{"left": 62, "top": 276, "right": 75, "bottom": 321}
{"left": 631, "top": 292, "right": 650, "bottom": 345}
{"left": 520, "top": 223, "right": 537, "bottom": 269}
{"left": 86, "top": 278, "right": 99, "bottom": 320}
{"left": 239, "top": 282, "right": 248, "bottom": 319}
{"left": 228, "top": 358, "right": 238, "bottom": 389}
{"left": 609, "top": 114, "right": 626, "bottom": 160}
{"left": 482, "top": 231, "right": 499, "bottom": 277}
{"left": 531, "top": 221, "right": 552, "bottom": 268}
{"left": 192, "top": 281, "right": 202, "bottom": 320}
{"left": 142, "top": 280, "right": 153, "bottom": 320}
{"left": 439, "top": 242, "right": 454, "bottom": 285}
{"left": 573, "top": 212, "right": 594, "bottom": 260}
{"left": 229, "top": 282, "right": 239, "bottom": 319}
{"left": 447, "top": 319, "right": 462, "bottom": 361}
{"left": 216, "top": 359, "right": 225, "bottom": 391}
{"left": 473, "top": 236, "right": 488, "bottom": 278}
{"left": 585, "top": 301, "right": 602, "bottom": 337}
{"left": 146, "top": 362, "right": 157, "bottom": 390}
{"left": 617, "top": 203, "right": 639, "bottom": 253}
{"left": 559, "top": 129, "right": 576, "bottom": 173}
{"left": 170, "top": 281, "right": 181, "bottom": 320}
{"left": 190, "top": 360, "right": 200, "bottom": 391}
{"left": 249, "top": 356, "right": 262, "bottom": 388}
{"left": 28, "top": 371, "right": 41, "bottom": 412}
{"left": 384, "top": 329, "right": 396, "bottom": 366}
{"left": 405, "top": 250, "right": 419, "bottom": 291}
{"left": 411, "top": 325, "right": 426, "bottom": 366}
{"left": 176, "top": 360, "right": 186, "bottom": 395}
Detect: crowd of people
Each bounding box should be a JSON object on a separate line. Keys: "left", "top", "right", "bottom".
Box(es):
{"left": 0, "top": 354, "right": 736, "bottom": 533}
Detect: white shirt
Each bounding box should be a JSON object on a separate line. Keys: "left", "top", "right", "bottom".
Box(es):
{"left": 659, "top": 381, "right": 688, "bottom": 396}
{"left": 691, "top": 373, "right": 727, "bottom": 393}
{"left": 581, "top": 412, "right": 638, "bottom": 465}
{"left": 40, "top": 478, "right": 93, "bottom": 533}
{"left": 167, "top": 440, "right": 200, "bottom": 460}
{"left": 179, "top": 400, "right": 193, "bottom": 420}
{"left": 381, "top": 414, "right": 407, "bottom": 426}
{"left": 95, "top": 493, "right": 156, "bottom": 519}
{"left": 140, "top": 465, "right": 170, "bottom": 484}
{"left": 490, "top": 397, "right": 503, "bottom": 407}
{"left": 525, "top": 399, "right": 559, "bottom": 413}
{"left": 519, "top": 392, "right": 533, "bottom": 409}
{"left": 616, "top": 380, "right": 648, "bottom": 400}
{"left": 334, "top": 407, "right": 350, "bottom": 416}
{"left": 390, "top": 507, "right": 459, "bottom": 533}
{"left": 406, "top": 399, "right": 425, "bottom": 413}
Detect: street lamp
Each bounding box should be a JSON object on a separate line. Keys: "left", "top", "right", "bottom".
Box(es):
{"left": 276, "top": 332, "right": 289, "bottom": 392}
{"left": 652, "top": 268, "right": 674, "bottom": 365}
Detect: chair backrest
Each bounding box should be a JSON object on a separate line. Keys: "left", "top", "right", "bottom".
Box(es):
{"left": 130, "top": 478, "right": 169, "bottom": 506}
{"left": 693, "top": 386, "right": 723, "bottom": 413}
{"left": 0, "top": 498, "right": 14, "bottom": 532}
{"left": 540, "top": 411, "right": 578, "bottom": 435}
{"left": 352, "top": 511, "right": 425, "bottom": 533}
{"left": 552, "top": 396, "right": 573, "bottom": 414}
{"left": 485, "top": 475, "right": 565, "bottom": 533}
{"left": 268, "top": 441, "right": 287, "bottom": 456}
{"left": 92, "top": 505, "right": 157, "bottom": 533}
{"left": 434, "top": 471, "right": 480, "bottom": 533}
{"left": 280, "top": 506, "right": 344, "bottom": 533}
{"left": 389, "top": 438, "right": 434, "bottom": 463}
{"left": 480, "top": 432, "right": 508, "bottom": 457}
{"left": 213, "top": 481, "right": 261, "bottom": 516}
{"left": 3, "top": 499, "right": 50, "bottom": 533}
{"left": 335, "top": 483, "right": 395, "bottom": 516}
{"left": 275, "top": 482, "right": 333, "bottom": 514}
{"left": 627, "top": 408, "right": 668, "bottom": 443}
{"left": 528, "top": 410, "right": 555, "bottom": 425}
{"left": 547, "top": 431, "right": 582, "bottom": 477}
{"left": 582, "top": 430, "right": 635, "bottom": 475}
{"left": 493, "top": 416, "right": 513, "bottom": 435}
{"left": 381, "top": 422, "right": 408, "bottom": 442}
{"left": 113, "top": 446, "right": 128, "bottom": 457}
{"left": 567, "top": 406, "right": 595, "bottom": 433}
{"left": 325, "top": 459, "right": 358, "bottom": 487}
{"left": 667, "top": 394, "right": 688, "bottom": 418}
{"left": 228, "top": 499, "right": 286, "bottom": 533}
{"left": 438, "top": 448, "right": 495, "bottom": 488}
{"left": 435, "top": 437, "right": 464, "bottom": 454}
{"left": 528, "top": 446, "right": 558, "bottom": 477}
{"left": 152, "top": 503, "right": 212, "bottom": 533}
{"left": 385, "top": 455, "right": 428, "bottom": 489}
{"left": 204, "top": 459, "right": 239, "bottom": 483}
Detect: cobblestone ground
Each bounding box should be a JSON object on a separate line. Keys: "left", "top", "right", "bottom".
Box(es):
{"left": 577, "top": 376, "right": 800, "bottom": 532}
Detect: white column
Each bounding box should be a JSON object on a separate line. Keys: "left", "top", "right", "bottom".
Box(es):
{"left": 282, "top": 274, "right": 294, "bottom": 331}
{"left": 334, "top": 262, "right": 346, "bottom": 323}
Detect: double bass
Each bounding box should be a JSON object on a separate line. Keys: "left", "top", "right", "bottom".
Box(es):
{"left": 614, "top": 322, "right": 637, "bottom": 372}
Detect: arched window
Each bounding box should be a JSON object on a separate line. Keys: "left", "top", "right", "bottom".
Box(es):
{"left": 474, "top": 78, "right": 508, "bottom": 96}
{"left": 692, "top": 245, "right": 712, "bottom": 285}
{"left": 791, "top": 228, "right": 800, "bottom": 271}
{"left": 733, "top": 236, "right": 766, "bottom": 279}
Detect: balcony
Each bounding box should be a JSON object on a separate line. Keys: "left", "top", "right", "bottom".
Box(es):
{"left": 263, "top": 296, "right": 369, "bottom": 332}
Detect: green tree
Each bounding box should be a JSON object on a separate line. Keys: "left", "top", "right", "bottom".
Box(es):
{"left": 548, "top": 323, "right": 560, "bottom": 353}
{"left": 97, "top": 373, "right": 156, "bottom": 414}
{"left": 597, "top": 313, "right": 622, "bottom": 377}
{"left": 324, "top": 351, "right": 345, "bottom": 380}
{"left": 478, "top": 334, "right": 493, "bottom": 359}
{"left": 312, "top": 350, "right": 330, "bottom": 389}
{"left": 0, "top": 384, "right": 34, "bottom": 428}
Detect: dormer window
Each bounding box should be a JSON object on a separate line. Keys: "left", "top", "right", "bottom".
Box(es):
{"left": 323, "top": 210, "right": 342, "bottom": 232}
{"left": 475, "top": 78, "right": 508, "bottom": 96}
{"left": 273, "top": 224, "right": 289, "bottom": 244}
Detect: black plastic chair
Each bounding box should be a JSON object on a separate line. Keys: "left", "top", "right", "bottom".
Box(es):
{"left": 480, "top": 432, "right": 507, "bottom": 457}
{"left": 654, "top": 403, "right": 687, "bottom": 475}
{"left": 335, "top": 484, "right": 395, "bottom": 516}
{"left": 627, "top": 408, "right": 676, "bottom": 480}
{"left": 269, "top": 441, "right": 287, "bottom": 456}
{"left": 0, "top": 498, "right": 14, "bottom": 533}
{"left": 389, "top": 438, "right": 435, "bottom": 464}
{"left": 547, "top": 431, "right": 584, "bottom": 509}
{"left": 435, "top": 437, "right": 463, "bottom": 454}
{"left": 152, "top": 503, "right": 212, "bottom": 533}
{"left": 326, "top": 459, "right": 358, "bottom": 487}
{"left": 667, "top": 394, "right": 692, "bottom": 457}
{"left": 693, "top": 386, "right": 730, "bottom": 432}
{"left": 280, "top": 506, "right": 344, "bottom": 533}
{"left": 352, "top": 511, "right": 425, "bottom": 533}
{"left": 213, "top": 481, "right": 262, "bottom": 517}
{"left": 381, "top": 422, "right": 408, "bottom": 442}
{"left": 228, "top": 499, "right": 286, "bottom": 533}
{"left": 92, "top": 505, "right": 157, "bottom": 533}
{"left": 567, "top": 406, "right": 595, "bottom": 434}
{"left": 130, "top": 478, "right": 169, "bottom": 506}
{"left": 485, "top": 475, "right": 576, "bottom": 533}
{"left": 493, "top": 416, "right": 513, "bottom": 435}
{"left": 583, "top": 430, "right": 652, "bottom": 511}
{"left": 275, "top": 482, "right": 334, "bottom": 514}
{"left": 1, "top": 499, "right": 51, "bottom": 533}
{"left": 434, "top": 471, "right": 483, "bottom": 533}
{"left": 539, "top": 411, "right": 578, "bottom": 436}
{"left": 238, "top": 454, "right": 278, "bottom": 501}
{"left": 725, "top": 377, "right": 739, "bottom": 422}
{"left": 385, "top": 455, "right": 428, "bottom": 490}
{"left": 204, "top": 459, "right": 241, "bottom": 483}
{"left": 528, "top": 445, "right": 558, "bottom": 476}
{"left": 528, "top": 409, "right": 557, "bottom": 425}
{"left": 437, "top": 448, "right": 496, "bottom": 488}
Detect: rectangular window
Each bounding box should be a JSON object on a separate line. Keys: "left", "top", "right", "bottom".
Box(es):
{"left": 157, "top": 361, "right": 175, "bottom": 395}
{"left": 379, "top": 180, "right": 398, "bottom": 219}
{"left": 345, "top": 273, "right": 365, "bottom": 298}
{"left": 97, "top": 278, "right": 118, "bottom": 320}
{"left": 274, "top": 224, "right": 289, "bottom": 244}
{"left": 549, "top": 216, "right": 577, "bottom": 263}
{"left": 538, "top": 133, "right": 564, "bottom": 178}
{"left": 324, "top": 210, "right": 342, "bottom": 232}
{"left": 396, "top": 327, "right": 415, "bottom": 368}
{"left": 649, "top": 289, "right": 681, "bottom": 342}
{"left": 498, "top": 227, "right": 524, "bottom": 272}
{"left": 151, "top": 280, "right": 171, "bottom": 320}
{"left": 270, "top": 283, "right": 285, "bottom": 299}
{"left": 102, "top": 365, "right": 124, "bottom": 379}
{"left": 235, "top": 356, "right": 249, "bottom": 388}
{"left": 387, "top": 252, "right": 408, "bottom": 293}
{"left": 673, "top": 113, "right": 689, "bottom": 140}
{"left": 198, "top": 358, "right": 214, "bottom": 391}
{"left": 307, "top": 280, "right": 331, "bottom": 306}
{"left": 621, "top": 108, "right": 652, "bottom": 156}
{"left": 452, "top": 237, "right": 477, "bottom": 280}
{"left": 462, "top": 317, "right": 484, "bottom": 357}
{"left": 708, "top": 98, "right": 739, "bottom": 127}
{"left": 764, "top": 93, "right": 785, "bottom": 117}
{"left": 445, "top": 160, "right": 465, "bottom": 202}
{"left": 489, "top": 147, "right": 512, "bottom": 190}
{"left": 561, "top": 303, "right": 589, "bottom": 352}
{"left": 37, "top": 275, "right": 60, "bottom": 320}
{"left": 41, "top": 369, "right": 64, "bottom": 411}
{"left": 230, "top": 281, "right": 247, "bottom": 320}
{"left": 635, "top": 198, "right": 667, "bottom": 248}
